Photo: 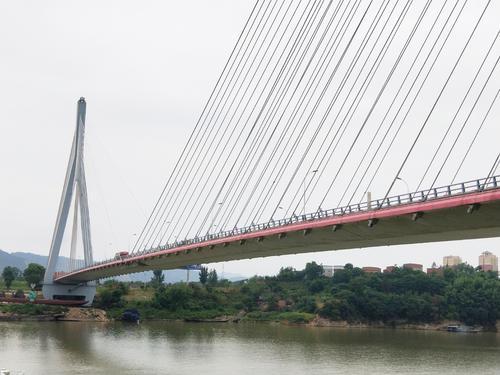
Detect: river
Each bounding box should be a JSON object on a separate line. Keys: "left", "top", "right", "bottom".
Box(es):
{"left": 1, "top": 321, "right": 500, "bottom": 374}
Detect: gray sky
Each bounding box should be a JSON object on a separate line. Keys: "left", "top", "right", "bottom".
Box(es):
{"left": 1, "top": 0, "right": 499, "bottom": 277}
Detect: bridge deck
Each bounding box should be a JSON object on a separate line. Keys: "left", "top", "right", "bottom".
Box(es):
{"left": 55, "top": 185, "right": 500, "bottom": 284}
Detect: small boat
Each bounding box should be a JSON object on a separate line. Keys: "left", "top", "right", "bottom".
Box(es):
{"left": 121, "top": 308, "right": 140, "bottom": 323}
{"left": 0, "top": 297, "right": 87, "bottom": 306}
{"left": 447, "top": 325, "right": 480, "bottom": 333}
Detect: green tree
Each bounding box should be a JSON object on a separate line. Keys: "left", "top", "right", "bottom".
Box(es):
{"left": 199, "top": 266, "right": 209, "bottom": 285}
{"left": 277, "top": 266, "right": 304, "bottom": 281}
{"left": 318, "top": 300, "right": 342, "bottom": 320}
{"left": 307, "top": 278, "right": 326, "bottom": 293}
{"left": 96, "top": 288, "right": 125, "bottom": 308}
{"left": 151, "top": 270, "right": 165, "bottom": 288}
{"left": 2, "top": 266, "right": 17, "bottom": 289}
{"left": 12, "top": 267, "right": 21, "bottom": 280}
{"left": 23, "top": 263, "right": 45, "bottom": 289}
{"left": 304, "top": 262, "right": 323, "bottom": 280}
{"left": 102, "top": 279, "right": 129, "bottom": 294}
{"left": 153, "top": 283, "right": 194, "bottom": 310}
{"left": 445, "top": 272, "right": 500, "bottom": 327}
{"left": 207, "top": 269, "right": 218, "bottom": 285}
{"left": 95, "top": 281, "right": 129, "bottom": 308}
{"left": 296, "top": 296, "right": 317, "bottom": 313}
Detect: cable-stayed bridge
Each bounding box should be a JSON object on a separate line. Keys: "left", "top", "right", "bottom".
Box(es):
{"left": 41, "top": 0, "right": 500, "bottom": 305}
{"left": 56, "top": 177, "right": 500, "bottom": 285}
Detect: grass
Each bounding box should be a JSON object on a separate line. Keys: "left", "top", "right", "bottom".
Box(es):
{"left": 0, "top": 279, "right": 29, "bottom": 291}
{"left": 243, "top": 311, "right": 315, "bottom": 324}
{"left": 104, "top": 303, "right": 235, "bottom": 321}
{"left": 123, "top": 286, "right": 155, "bottom": 302}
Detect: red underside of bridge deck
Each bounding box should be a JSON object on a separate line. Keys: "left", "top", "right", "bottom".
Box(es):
{"left": 55, "top": 188, "right": 500, "bottom": 284}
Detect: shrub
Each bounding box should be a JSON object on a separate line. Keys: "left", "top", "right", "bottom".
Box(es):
{"left": 295, "top": 296, "right": 317, "bottom": 313}
{"left": 278, "top": 312, "right": 315, "bottom": 324}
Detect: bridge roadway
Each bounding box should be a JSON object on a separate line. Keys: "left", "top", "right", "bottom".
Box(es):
{"left": 55, "top": 181, "right": 500, "bottom": 284}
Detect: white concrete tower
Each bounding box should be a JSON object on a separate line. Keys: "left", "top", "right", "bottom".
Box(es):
{"left": 42, "top": 97, "right": 96, "bottom": 305}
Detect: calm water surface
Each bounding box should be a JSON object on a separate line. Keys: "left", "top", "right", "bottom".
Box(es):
{"left": 1, "top": 321, "right": 499, "bottom": 374}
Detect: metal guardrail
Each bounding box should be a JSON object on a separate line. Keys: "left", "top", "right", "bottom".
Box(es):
{"left": 82, "top": 175, "right": 499, "bottom": 271}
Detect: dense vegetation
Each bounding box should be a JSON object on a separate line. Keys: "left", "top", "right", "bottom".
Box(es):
{"left": 0, "top": 263, "right": 46, "bottom": 291}
{"left": 96, "top": 262, "right": 500, "bottom": 328}
{"left": 1, "top": 266, "right": 21, "bottom": 289}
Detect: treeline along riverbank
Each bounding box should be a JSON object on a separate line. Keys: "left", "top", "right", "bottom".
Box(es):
{"left": 94, "top": 262, "right": 500, "bottom": 330}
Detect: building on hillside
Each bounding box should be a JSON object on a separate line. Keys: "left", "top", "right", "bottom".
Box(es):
{"left": 427, "top": 267, "right": 443, "bottom": 276}
{"left": 403, "top": 263, "right": 423, "bottom": 271}
{"left": 427, "top": 262, "right": 443, "bottom": 276}
{"left": 443, "top": 255, "right": 462, "bottom": 268}
{"left": 479, "top": 251, "right": 498, "bottom": 272}
{"left": 322, "top": 265, "right": 334, "bottom": 278}
{"left": 384, "top": 265, "right": 397, "bottom": 273}
{"left": 333, "top": 265, "right": 345, "bottom": 273}
{"left": 362, "top": 266, "right": 381, "bottom": 274}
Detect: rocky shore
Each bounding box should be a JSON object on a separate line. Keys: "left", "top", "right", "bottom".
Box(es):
{"left": 0, "top": 306, "right": 108, "bottom": 322}
{"left": 306, "top": 316, "right": 492, "bottom": 331}
{"left": 179, "top": 312, "right": 499, "bottom": 332}
{"left": 57, "top": 308, "right": 108, "bottom": 322}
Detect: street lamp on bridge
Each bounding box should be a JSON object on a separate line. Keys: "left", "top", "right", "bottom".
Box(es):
{"left": 396, "top": 176, "right": 410, "bottom": 195}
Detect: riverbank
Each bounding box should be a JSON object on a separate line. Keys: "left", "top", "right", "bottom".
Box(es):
{"left": 186, "top": 314, "right": 499, "bottom": 332}
{"left": 307, "top": 316, "right": 500, "bottom": 332}
{"left": 3, "top": 261, "right": 499, "bottom": 331}
{"left": 90, "top": 263, "right": 500, "bottom": 332}
{"left": 0, "top": 303, "right": 497, "bottom": 332}
{"left": 103, "top": 306, "right": 499, "bottom": 332}
{"left": 0, "top": 304, "right": 108, "bottom": 322}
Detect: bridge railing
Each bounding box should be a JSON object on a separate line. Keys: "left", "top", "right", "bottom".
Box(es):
{"left": 76, "top": 175, "right": 499, "bottom": 272}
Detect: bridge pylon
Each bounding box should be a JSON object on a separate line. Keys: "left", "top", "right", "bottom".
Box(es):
{"left": 42, "top": 97, "right": 96, "bottom": 306}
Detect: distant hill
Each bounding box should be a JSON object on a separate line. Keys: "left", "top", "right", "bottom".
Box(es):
{"left": 0, "top": 249, "right": 26, "bottom": 271}
{"left": 11, "top": 252, "right": 50, "bottom": 266}
{"left": 0, "top": 250, "right": 246, "bottom": 283}
{"left": 0, "top": 250, "right": 82, "bottom": 272}
{"left": 113, "top": 269, "right": 247, "bottom": 283}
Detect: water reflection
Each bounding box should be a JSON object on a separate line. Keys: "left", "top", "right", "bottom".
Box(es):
{"left": 0, "top": 322, "right": 499, "bottom": 375}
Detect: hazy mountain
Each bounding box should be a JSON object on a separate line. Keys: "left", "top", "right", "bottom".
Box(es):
{"left": 0, "top": 250, "right": 246, "bottom": 283}
{"left": 11, "top": 252, "right": 50, "bottom": 267}
{"left": 0, "top": 249, "right": 26, "bottom": 271}
{"left": 0, "top": 250, "right": 82, "bottom": 272}
{"left": 113, "top": 269, "right": 247, "bottom": 283}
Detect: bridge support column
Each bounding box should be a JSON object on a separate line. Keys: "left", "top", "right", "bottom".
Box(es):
{"left": 42, "top": 283, "right": 96, "bottom": 306}
{"left": 42, "top": 97, "right": 96, "bottom": 306}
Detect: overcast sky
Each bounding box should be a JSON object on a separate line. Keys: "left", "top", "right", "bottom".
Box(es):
{"left": 1, "top": 0, "right": 499, "bottom": 277}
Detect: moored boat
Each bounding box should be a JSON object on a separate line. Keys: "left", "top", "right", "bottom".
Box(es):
{"left": 0, "top": 297, "right": 87, "bottom": 306}
{"left": 447, "top": 325, "right": 480, "bottom": 333}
